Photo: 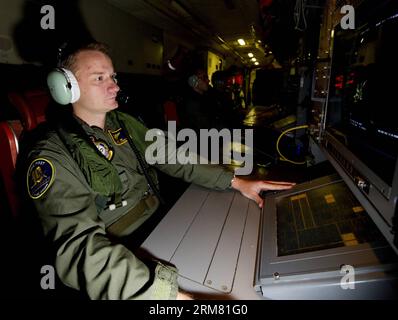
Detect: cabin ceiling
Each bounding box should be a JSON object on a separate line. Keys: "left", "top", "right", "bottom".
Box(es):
{"left": 107, "top": 0, "right": 278, "bottom": 67}
{"left": 107, "top": 0, "right": 326, "bottom": 68}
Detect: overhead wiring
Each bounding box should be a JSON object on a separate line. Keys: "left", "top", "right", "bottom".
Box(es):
{"left": 294, "top": 0, "right": 307, "bottom": 31}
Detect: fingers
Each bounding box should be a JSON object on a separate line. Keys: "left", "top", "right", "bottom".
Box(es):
{"left": 241, "top": 190, "right": 264, "bottom": 208}
{"left": 234, "top": 179, "right": 295, "bottom": 208}
{"left": 263, "top": 180, "right": 296, "bottom": 186}
{"left": 261, "top": 181, "right": 296, "bottom": 190}
{"left": 250, "top": 193, "right": 264, "bottom": 208}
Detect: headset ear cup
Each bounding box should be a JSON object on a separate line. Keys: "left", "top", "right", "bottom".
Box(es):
{"left": 47, "top": 68, "right": 80, "bottom": 105}
{"left": 63, "top": 69, "right": 80, "bottom": 103}
{"left": 188, "top": 75, "right": 199, "bottom": 88}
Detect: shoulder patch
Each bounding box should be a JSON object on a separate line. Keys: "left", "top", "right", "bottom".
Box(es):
{"left": 108, "top": 128, "right": 128, "bottom": 146}
{"left": 27, "top": 158, "right": 55, "bottom": 199}
{"left": 90, "top": 136, "right": 114, "bottom": 161}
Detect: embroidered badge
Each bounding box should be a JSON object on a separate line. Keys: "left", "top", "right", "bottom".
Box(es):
{"left": 90, "top": 136, "right": 114, "bottom": 160}
{"left": 27, "top": 158, "right": 55, "bottom": 199}
{"left": 108, "top": 128, "right": 127, "bottom": 146}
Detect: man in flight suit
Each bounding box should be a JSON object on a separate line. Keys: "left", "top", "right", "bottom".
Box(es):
{"left": 25, "top": 43, "right": 295, "bottom": 300}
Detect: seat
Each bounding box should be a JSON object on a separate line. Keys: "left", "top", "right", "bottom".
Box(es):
{"left": 8, "top": 89, "right": 50, "bottom": 131}
{"left": 0, "top": 120, "right": 24, "bottom": 217}
{"left": 0, "top": 119, "right": 84, "bottom": 299}
{"left": 1, "top": 89, "right": 50, "bottom": 218}
{"left": 163, "top": 100, "right": 180, "bottom": 125}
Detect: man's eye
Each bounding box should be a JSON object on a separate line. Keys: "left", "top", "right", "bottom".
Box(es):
{"left": 95, "top": 76, "right": 104, "bottom": 81}
{"left": 112, "top": 74, "right": 118, "bottom": 84}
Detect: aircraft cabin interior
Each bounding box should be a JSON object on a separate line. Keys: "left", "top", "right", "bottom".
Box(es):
{"left": 0, "top": 0, "right": 397, "bottom": 300}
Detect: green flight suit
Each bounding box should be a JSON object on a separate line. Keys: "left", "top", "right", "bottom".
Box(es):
{"left": 26, "top": 110, "right": 234, "bottom": 300}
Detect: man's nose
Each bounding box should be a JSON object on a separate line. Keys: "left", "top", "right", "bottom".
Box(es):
{"left": 109, "top": 80, "right": 120, "bottom": 93}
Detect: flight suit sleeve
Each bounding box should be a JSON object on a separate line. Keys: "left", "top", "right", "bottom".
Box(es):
{"left": 26, "top": 147, "right": 178, "bottom": 300}
{"left": 121, "top": 112, "right": 235, "bottom": 190}
{"left": 156, "top": 162, "right": 234, "bottom": 190}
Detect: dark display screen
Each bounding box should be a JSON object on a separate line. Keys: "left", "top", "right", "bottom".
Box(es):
{"left": 328, "top": 5, "right": 398, "bottom": 185}
{"left": 276, "top": 181, "right": 386, "bottom": 256}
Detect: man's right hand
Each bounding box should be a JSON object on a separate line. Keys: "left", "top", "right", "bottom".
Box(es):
{"left": 176, "top": 291, "right": 193, "bottom": 300}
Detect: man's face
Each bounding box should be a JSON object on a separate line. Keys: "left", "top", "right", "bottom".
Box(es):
{"left": 73, "top": 50, "right": 120, "bottom": 114}
{"left": 196, "top": 70, "right": 209, "bottom": 93}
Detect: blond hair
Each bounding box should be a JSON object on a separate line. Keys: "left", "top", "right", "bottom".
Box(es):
{"left": 61, "top": 42, "right": 111, "bottom": 72}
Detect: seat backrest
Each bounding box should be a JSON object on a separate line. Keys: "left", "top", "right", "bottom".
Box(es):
{"left": 8, "top": 89, "right": 50, "bottom": 131}
{"left": 0, "top": 120, "right": 24, "bottom": 217}
{"left": 163, "top": 100, "right": 180, "bottom": 125}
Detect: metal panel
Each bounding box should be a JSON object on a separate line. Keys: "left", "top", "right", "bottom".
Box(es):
{"left": 142, "top": 184, "right": 263, "bottom": 299}
{"left": 170, "top": 190, "right": 234, "bottom": 284}
{"left": 204, "top": 192, "right": 250, "bottom": 293}
{"left": 141, "top": 184, "right": 210, "bottom": 260}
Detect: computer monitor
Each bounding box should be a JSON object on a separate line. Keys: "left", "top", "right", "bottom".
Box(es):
{"left": 255, "top": 175, "right": 398, "bottom": 299}
{"left": 322, "top": 0, "right": 398, "bottom": 252}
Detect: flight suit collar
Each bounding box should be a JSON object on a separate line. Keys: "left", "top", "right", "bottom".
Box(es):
{"left": 73, "top": 114, "right": 97, "bottom": 135}
{"left": 72, "top": 112, "right": 118, "bottom": 135}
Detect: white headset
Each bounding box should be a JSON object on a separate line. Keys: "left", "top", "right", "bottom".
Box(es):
{"left": 188, "top": 74, "right": 199, "bottom": 89}
{"left": 47, "top": 67, "right": 80, "bottom": 105}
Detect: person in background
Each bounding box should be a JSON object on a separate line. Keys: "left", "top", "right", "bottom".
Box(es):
{"left": 179, "top": 67, "right": 214, "bottom": 131}
{"left": 210, "top": 70, "right": 238, "bottom": 128}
